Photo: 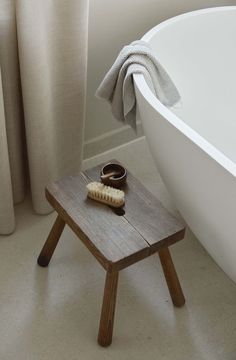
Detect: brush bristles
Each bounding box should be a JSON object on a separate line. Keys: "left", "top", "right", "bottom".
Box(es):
{"left": 87, "top": 182, "right": 125, "bottom": 208}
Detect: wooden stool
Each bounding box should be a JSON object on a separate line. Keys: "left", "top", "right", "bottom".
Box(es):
{"left": 37, "top": 160, "right": 186, "bottom": 347}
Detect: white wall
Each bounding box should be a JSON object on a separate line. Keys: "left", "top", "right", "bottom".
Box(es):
{"left": 85, "top": 0, "right": 234, "bottom": 155}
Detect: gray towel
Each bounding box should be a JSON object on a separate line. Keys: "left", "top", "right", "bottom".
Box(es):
{"left": 95, "top": 40, "right": 181, "bottom": 130}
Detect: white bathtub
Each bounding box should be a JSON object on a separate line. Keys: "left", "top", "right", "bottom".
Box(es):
{"left": 134, "top": 7, "right": 236, "bottom": 282}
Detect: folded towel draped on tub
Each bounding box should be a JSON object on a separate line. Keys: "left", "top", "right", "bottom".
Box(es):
{"left": 95, "top": 40, "right": 180, "bottom": 130}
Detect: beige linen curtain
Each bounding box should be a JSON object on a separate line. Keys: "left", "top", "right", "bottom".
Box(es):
{"left": 0, "top": 0, "right": 89, "bottom": 234}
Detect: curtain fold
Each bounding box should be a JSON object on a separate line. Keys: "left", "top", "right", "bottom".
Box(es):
{"left": 0, "top": 0, "right": 89, "bottom": 234}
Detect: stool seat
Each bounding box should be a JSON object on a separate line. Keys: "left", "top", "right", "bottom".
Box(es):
{"left": 45, "top": 160, "right": 185, "bottom": 270}
{"left": 37, "top": 160, "right": 186, "bottom": 347}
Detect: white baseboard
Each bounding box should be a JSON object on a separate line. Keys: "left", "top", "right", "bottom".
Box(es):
{"left": 83, "top": 121, "right": 143, "bottom": 159}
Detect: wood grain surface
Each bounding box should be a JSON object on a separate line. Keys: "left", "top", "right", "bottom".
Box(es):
{"left": 37, "top": 215, "right": 65, "bottom": 267}
{"left": 45, "top": 160, "right": 185, "bottom": 271}
{"left": 39, "top": 159, "right": 186, "bottom": 347}
{"left": 97, "top": 271, "right": 119, "bottom": 346}
{"left": 85, "top": 160, "right": 185, "bottom": 250}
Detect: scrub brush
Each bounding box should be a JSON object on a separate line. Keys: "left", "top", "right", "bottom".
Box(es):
{"left": 87, "top": 182, "right": 125, "bottom": 208}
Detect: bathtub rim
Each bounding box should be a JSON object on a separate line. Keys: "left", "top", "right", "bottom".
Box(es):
{"left": 134, "top": 6, "right": 236, "bottom": 178}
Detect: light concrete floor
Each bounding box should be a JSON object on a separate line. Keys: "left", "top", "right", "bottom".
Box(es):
{"left": 1, "top": 137, "right": 236, "bottom": 360}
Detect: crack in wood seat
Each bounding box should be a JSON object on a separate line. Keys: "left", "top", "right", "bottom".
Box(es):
{"left": 37, "top": 160, "right": 186, "bottom": 347}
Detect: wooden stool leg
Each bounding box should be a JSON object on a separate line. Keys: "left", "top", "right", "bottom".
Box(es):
{"left": 158, "top": 247, "right": 185, "bottom": 307}
{"left": 37, "top": 215, "right": 65, "bottom": 267}
{"left": 98, "top": 271, "right": 119, "bottom": 347}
